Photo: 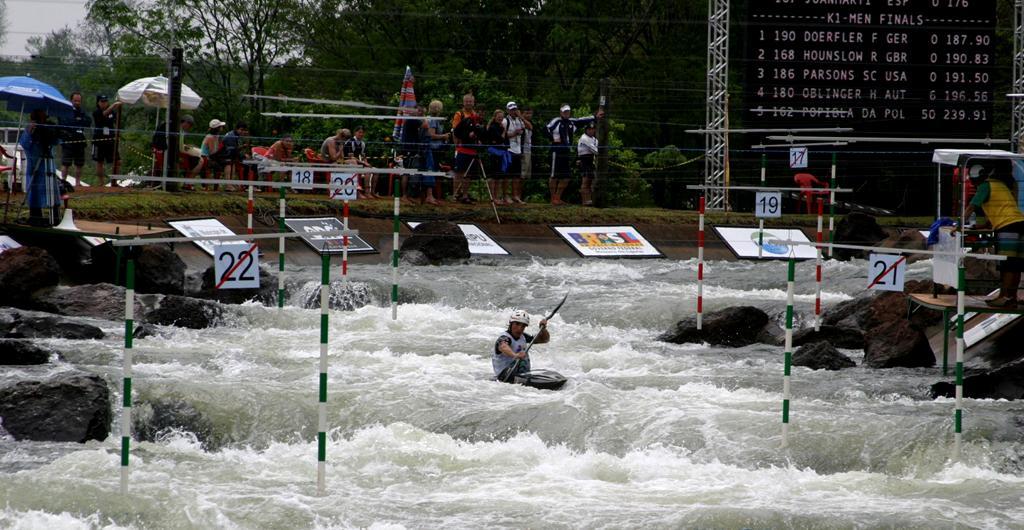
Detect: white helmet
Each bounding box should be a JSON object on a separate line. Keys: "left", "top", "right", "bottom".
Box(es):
{"left": 509, "top": 309, "right": 530, "bottom": 326}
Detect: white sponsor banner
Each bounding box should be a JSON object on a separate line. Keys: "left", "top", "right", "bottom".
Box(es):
{"left": 406, "top": 222, "right": 509, "bottom": 256}
{"left": 552, "top": 225, "right": 662, "bottom": 258}
{"left": 0, "top": 235, "right": 21, "bottom": 254}
{"left": 713, "top": 226, "right": 817, "bottom": 260}
{"left": 284, "top": 217, "right": 375, "bottom": 254}
{"left": 167, "top": 218, "right": 237, "bottom": 257}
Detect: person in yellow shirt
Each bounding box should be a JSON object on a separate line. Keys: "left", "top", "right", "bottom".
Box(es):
{"left": 962, "top": 162, "right": 1024, "bottom": 307}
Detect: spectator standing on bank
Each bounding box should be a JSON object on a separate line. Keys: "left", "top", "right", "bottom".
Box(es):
{"left": 503, "top": 101, "right": 529, "bottom": 204}
{"left": 577, "top": 122, "right": 598, "bottom": 206}
{"left": 521, "top": 106, "right": 534, "bottom": 181}
{"left": 59, "top": 91, "right": 89, "bottom": 187}
{"left": 485, "top": 109, "right": 509, "bottom": 204}
{"left": 91, "top": 95, "right": 121, "bottom": 187}
{"left": 222, "top": 121, "right": 250, "bottom": 182}
{"left": 400, "top": 105, "right": 427, "bottom": 203}
{"left": 151, "top": 115, "right": 195, "bottom": 179}
{"left": 546, "top": 104, "right": 599, "bottom": 205}
{"left": 344, "top": 126, "right": 375, "bottom": 198}
{"left": 424, "top": 99, "right": 449, "bottom": 204}
{"left": 452, "top": 93, "right": 484, "bottom": 204}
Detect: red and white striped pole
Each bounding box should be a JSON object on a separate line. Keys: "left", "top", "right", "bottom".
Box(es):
{"left": 246, "top": 185, "right": 254, "bottom": 235}
{"left": 697, "top": 195, "right": 706, "bottom": 330}
{"left": 815, "top": 198, "right": 824, "bottom": 331}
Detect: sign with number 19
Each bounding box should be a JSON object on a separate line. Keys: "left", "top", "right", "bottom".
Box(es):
{"left": 755, "top": 191, "right": 782, "bottom": 218}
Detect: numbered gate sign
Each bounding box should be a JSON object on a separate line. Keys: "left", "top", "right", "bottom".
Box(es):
{"left": 755, "top": 191, "right": 782, "bottom": 218}
{"left": 867, "top": 253, "right": 906, "bottom": 292}
{"left": 291, "top": 169, "right": 314, "bottom": 190}
{"left": 329, "top": 172, "right": 358, "bottom": 201}
{"left": 214, "top": 243, "right": 260, "bottom": 290}
{"left": 789, "top": 147, "right": 808, "bottom": 169}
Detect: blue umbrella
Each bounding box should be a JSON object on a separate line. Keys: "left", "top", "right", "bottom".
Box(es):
{"left": 0, "top": 76, "right": 73, "bottom": 118}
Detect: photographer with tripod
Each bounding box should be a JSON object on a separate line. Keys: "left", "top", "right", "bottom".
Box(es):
{"left": 19, "top": 109, "right": 62, "bottom": 226}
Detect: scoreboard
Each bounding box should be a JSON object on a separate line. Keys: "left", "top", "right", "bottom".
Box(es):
{"left": 746, "top": 0, "right": 997, "bottom": 136}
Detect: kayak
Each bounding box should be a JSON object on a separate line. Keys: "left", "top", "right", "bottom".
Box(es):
{"left": 509, "top": 369, "right": 568, "bottom": 391}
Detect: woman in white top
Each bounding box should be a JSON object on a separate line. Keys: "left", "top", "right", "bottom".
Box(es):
{"left": 577, "top": 122, "right": 599, "bottom": 206}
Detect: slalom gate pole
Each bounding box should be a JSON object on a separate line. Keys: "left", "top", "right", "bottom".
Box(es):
{"left": 758, "top": 154, "right": 766, "bottom": 259}
{"left": 828, "top": 153, "right": 837, "bottom": 258}
{"left": 697, "top": 195, "right": 706, "bottom": 330}
{"left": 391, "top": 184, "right": 400, "bottom": 321}
{"left": 782, "top": 258, "right": 795, "bottom": 448}
{"left": 278, "top": 186, "right": 286, "bottom": 309}
{"left": 247, "top": 185, "right": 254, "bottom": 235}
{"left": 342, "top": 200, "right": 349, "bottom": 284}
{"left": 815, "top": 198, "right": 824, "bottom": 331}
{"left": 317, "top": 253, "right": 330, "bottom": 495}
{"left": 954, "top": 266, "right": 965, "bottom": 459}
{"left": 120, "top": 259, "right": 135, "bottom": 494}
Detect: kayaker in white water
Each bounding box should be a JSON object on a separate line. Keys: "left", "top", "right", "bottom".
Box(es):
{"left": 493, "top": 309, "right": 549, "bottom": 382}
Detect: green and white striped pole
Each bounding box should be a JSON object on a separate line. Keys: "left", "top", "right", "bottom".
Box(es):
{"left": 278, "top": 186, "right": 287, "bottom": 309}
{"left": 954, "top": 265, "right": 966, "bottom": 458}
{"left": 828, "top": 153, "right": 837, "bottom": 258}
{"left": 317, "top": 252, "right": 330, "bottom": 495}
{"left": 782, "top": 258, "right": 795, "bottom": 448}
{"left": 758, "top": 154, "right": 766, "bottom": 259}
{"left": 391, "top": 182, "right": 400, "bottom": 320}
{"left": 120, "top": 259, "right": 135, "bottom": 494}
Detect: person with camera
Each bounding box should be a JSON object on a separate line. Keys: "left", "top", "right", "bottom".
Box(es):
{"left": 59, "top": 91, "right": 90, "bottom": 188}
{"left": 451, "top": 93, "right": 484, "bottom": 204}
{"left": 19, "top": 109, "right": 62, "bottom": 226}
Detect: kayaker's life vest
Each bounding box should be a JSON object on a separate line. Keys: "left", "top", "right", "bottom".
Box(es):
{"left": 492, "top": 330, "right": 533, "bottom": 376}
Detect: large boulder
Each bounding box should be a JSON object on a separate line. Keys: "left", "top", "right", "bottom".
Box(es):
{"left": 133, "top": 397, "right": 219, "bottom": 450}
{"left": 791, "top": 325, "right": 864, "bottom": 350}
{"left": 143, "top": 295, "right": 223, "bottom": 329}
{"left": 793, "top": 341, "right": 856, "bottom": 371}
{"left": 0, "top": 339, "right": 54, "bottom": 365}
{"left": 658, "top": 306, "right": 770, "bottom": 347}
{"left": 193, "top": 265, "right": 278, "bottom": 306}
{"left": 134, "top": 245, "right": 186, "bottom": 295}
{"left": 399, "top": 221, "right": 470, "bottom": 264}
{"left": 863, "top": 319, "right": 935, "bottom": 368}
{"left": 0, "top": 372, "right": 110, "bottom": 442}
{"left": 931, "top": 359, "right": 1024, "bottom": 400}
{"left": 2, "top": 313, "right": 105, "bottom": 340}
{"left": 31, "top": 283, "right": 129, "bottom": 321}
{"left": 821, "top": 280, "right": 945, "bottom": 334}
{"left": 832, "top": 213, "right": 888, "bottom": 260}
{"left": 0, "top": 246, "right": 60, "bottom": 307}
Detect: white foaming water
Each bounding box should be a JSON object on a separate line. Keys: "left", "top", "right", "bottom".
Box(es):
{"left": 1, "top": 258, "right": 1022, "bottom": 528}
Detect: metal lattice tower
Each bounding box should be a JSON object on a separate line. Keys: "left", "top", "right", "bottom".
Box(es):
{"left": 704, "top": 0, "right": 730, "bottom": 209}
{"left": 1014, "top": 1, "right": 1024, "bottom": 152}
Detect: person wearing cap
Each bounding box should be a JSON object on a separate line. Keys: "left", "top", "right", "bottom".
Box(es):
{"left": 545, "top": 104, "right": 602, "bottom": 205}
{"left": 92, "top": 94, "right": 122, "bottom": 187}
{"left": 343, "top": 126, "right": 376, "bottom": 198}
{"left": 576, "top": 122, "right": 599, "bottom": 206}
{"left": 960, "top": 161, "right": 1024, "bottom": 307}
{"left": 493, "top": 308, "right": 550, "bottom": 381}
{"left": 188, "top": 119, "right": 228, "bottom": 185}
{"left": 503, "top": 101, "right": 530, "bottom": 204}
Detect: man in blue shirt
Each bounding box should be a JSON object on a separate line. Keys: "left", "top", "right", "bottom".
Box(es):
{"left": 59, "top": 92, "right": 90, "bottom": 187}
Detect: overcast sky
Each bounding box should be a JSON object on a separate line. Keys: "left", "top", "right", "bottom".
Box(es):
{"left": 3, "top": 0, "right": 88, "bottom": 58}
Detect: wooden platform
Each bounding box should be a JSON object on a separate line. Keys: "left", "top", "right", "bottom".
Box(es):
{"left": 908, "top": 293, "right": 1024, "bottom": 315}
{"left": 2, "top": 220, "right": 173, "bottom": 240}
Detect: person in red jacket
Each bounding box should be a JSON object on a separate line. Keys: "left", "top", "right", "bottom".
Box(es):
{"left": 794, "top": 172, "right": 828, "bottom": 214}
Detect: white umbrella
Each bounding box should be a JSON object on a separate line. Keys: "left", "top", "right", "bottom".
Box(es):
{"left": 117, "top": 75, "right": 202, "bottom": 109}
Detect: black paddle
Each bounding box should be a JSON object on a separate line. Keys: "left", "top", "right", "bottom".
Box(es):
{"left": 501, "top": 293, "right": 568, "bottom": 383}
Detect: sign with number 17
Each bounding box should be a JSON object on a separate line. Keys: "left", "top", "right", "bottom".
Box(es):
{"left": 789, "top": 147, "right": 808, "bottom": 169}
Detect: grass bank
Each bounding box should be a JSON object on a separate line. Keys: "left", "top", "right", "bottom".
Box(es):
{"left": 55, "top": 189, "right": 932, "bottom": 228}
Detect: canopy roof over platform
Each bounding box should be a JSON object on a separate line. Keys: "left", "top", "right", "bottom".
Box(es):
{"left": 932, "top": 149, "right": 1023, "bottom": 166}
